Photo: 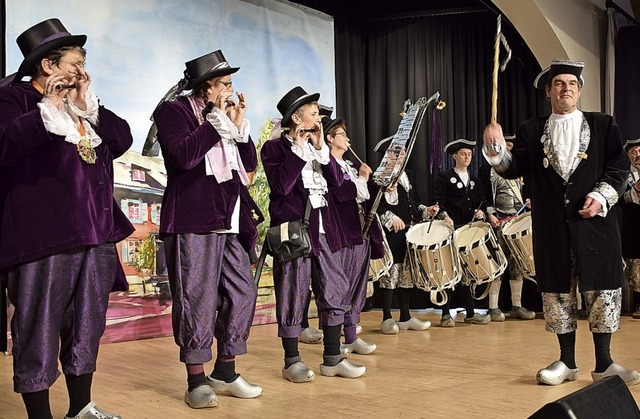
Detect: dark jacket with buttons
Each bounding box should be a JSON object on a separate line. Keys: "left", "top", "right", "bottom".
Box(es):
{"left": 499, "top": 112, "right": 628, "bottom": 293}
{"left": 433, "top": 168, "right": 486, "bottom": 228}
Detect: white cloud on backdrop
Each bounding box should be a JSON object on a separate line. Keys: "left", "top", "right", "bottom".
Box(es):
{"left": 5, "top": 0, "right": 335, "bottom": 153}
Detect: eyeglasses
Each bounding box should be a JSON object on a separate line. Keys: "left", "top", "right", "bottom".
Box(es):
{"left": 333, "top": 131, "right": 348, "bottom": 138}
{"left": 218, "top": 80, "right": 233, "bottom": 87}
{"left": 57, "top": 60, "right": 87, "bottom": 68}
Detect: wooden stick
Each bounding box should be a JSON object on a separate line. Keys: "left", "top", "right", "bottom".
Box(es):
{"left": 348, "top": 144, "right": 365, "bottom": 165}
{"left": 491, "top": 16, "right": 501, "bottom": 125}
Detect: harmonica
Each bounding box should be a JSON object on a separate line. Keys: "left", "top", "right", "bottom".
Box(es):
{"left": 55, "top": 84, "right": 76, "bottom": 91}
{"left": 300, "top": 128, "right": 319, "bottom": 133}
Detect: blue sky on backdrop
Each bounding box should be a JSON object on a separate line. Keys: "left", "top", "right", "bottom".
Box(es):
{"left": 5, "top": 0, "right": 335, "bottom": 153}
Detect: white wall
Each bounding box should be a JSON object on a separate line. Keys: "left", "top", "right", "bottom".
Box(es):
{"left": 492, "top": 0, "right": 632, "bottom": 111}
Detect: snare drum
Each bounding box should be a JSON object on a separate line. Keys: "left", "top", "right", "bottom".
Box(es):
{"left": 405, "top": 221, "right": 461, "bottom": 306}
{"left": 501, "top": 212, "right": 535, "bottom": 278}
{"left": 454, "top": 222, "right": 507, "bottom": 298}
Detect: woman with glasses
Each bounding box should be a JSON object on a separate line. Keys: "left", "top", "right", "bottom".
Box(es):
{"left": 152, "top": 50, "right": 264, "bottom": 410}
{"left": 322, "top": 116, "right": 384, "bottom": 355}
{"left": 0, "top": 18, "right": 134, "bottom": 419}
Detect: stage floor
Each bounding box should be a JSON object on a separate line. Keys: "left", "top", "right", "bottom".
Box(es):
{"left": 2, "top": 309, "right": 640, "bottom": 418}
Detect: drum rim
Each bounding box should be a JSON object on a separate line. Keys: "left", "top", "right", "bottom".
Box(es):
{"left": 502, "top": 212, "right": 532, "bottom": 236}
{"left": 453, "top": 222, "right": 492, "bottom": 251}
{"left": 406, "top": 220, "right": 454, "bottom": 248}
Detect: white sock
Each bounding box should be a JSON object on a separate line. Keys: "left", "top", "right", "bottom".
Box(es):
{"left": 510, "top": 279, "right": 524, "bottom": 307}
{"left": 489, "top": 279, "right": 502, "bottom": 309}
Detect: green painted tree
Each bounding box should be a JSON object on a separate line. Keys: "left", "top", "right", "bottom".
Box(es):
{"left": 132, "top": 234, "right": 157, "bottom": 277}
{"left": 248, "top": 118, "right": 281, "bottom": 244}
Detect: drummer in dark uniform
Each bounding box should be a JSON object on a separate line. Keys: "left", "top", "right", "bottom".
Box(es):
{"left": 433, "top": 139, "right": 491, "bottom": 327}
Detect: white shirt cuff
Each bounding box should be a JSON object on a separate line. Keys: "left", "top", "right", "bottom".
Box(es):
{"left": 206, "top": 107, "right": 250, "bottom": 143}
{"left": 587, "top": 192, "right": 608, "bottom": 217}
{"left": 67, "top": 90, "right": 99, "bottom": 125}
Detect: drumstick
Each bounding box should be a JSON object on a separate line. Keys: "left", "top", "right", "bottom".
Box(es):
{"left": 347, "top": 144, "right": 365, "bottom": 165}
{"left": 497, "top": 204, "right": 528, "bottom": 224}
{"left": 426, "top": 201, "right": 439, "bottom": 234}
{"left": 469, "top": 202, "right": 484, "bottom": 224}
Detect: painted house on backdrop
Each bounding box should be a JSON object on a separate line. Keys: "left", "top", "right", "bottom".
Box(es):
{"left": 103, "top": 149, "right": 279, "bottom": 344}
{"left": 103, "top": 150, "right": 171, "bottom": 344}
{"left": 114, "top": 150, "right": 167, "bottom": 289}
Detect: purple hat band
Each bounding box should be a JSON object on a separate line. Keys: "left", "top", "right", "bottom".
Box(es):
{"left": 29, "top": 31, "right": 73, "bottom": 53}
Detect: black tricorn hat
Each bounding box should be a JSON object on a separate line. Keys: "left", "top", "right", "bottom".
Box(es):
{"left": 184, "top": 50, "right": 239, "bottom": 90}
{"left": 444, "top": 138, "right": 476, "bottom": 154}
{"left": 624, "top": 138, "right": 640, "bottom": 152}
{"left": 14, "top": 18, "right": 87, "bottom": 82}
{"left": 533, "top": 59, "right": 585, "bottom": 90}
{"left": 277, "top": 86, "right": 320, "bottom": 126}
{"left": 322, "top": 116, "right": 345, "bottom": 136}
{"left": 319, "top": 104, "right": 334, "bottom": 118}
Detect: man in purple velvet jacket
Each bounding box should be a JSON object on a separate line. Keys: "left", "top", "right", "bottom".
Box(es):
{"left": 0, "top": 19, "right": 134, "bottom": 419}
{"left": 152, "top": 50, "right": 264, "bottom": 410}
{"left": 261, "top": 86, "right": 366, "bottom": 383}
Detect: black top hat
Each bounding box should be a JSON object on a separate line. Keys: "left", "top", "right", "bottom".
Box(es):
{"left": 625, "top": 138, "right": 640, "bottom": 152}
{"left": 444, "top": 138, "right": 476, "bottom": 154}
{"left": 183, "top": 50, "right": 239, "bottom": 90}
{"left": 277, "top": 86, "right": 320, "bottom": 126}
{"left": 322, "top": 116, "right": 345, "bottom": 136}
{"left": 533, "top": 59, "right": 585, "bottom": 90}
{"left": 14, "top": 18, "right": 87, "bottom": 81}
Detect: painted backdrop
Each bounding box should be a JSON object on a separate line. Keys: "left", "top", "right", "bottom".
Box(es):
{"left": 4, "top": 0, "right": 335, "bottom": 153}
{"left": 3, "top": 0, "right": 334, "bottom": 345}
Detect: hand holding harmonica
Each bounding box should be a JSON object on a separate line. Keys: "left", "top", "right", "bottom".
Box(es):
{"left": 42, "top": 74, "right": 70, "bottom": 109}
{"left": 55, "top": 83, "right": 76, "bottom": 91}
{"left": 224, "top": 92, "right": 248, "bottom": 130}
{"left": 215, "top": 91, "right": 234, "bottom": 110}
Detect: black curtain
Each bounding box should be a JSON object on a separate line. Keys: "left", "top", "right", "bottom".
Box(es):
{"left": 0, "top": 0, "right": 6, "bottom": 352}
{"left": 333, "top": 9, "right": 547, "bottom": 204}
{"left": 615, "top": 25, "right": 640, "bottom": 141}
{"left": 1, "top": 0, "right": 5, "bottom": 78}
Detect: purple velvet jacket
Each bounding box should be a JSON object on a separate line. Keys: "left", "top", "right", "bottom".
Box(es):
{"left": 0, "top": 82, "right": 135, "bottom": 275}
{"left": 153, "top": 96, "right": 264, "bottom": 252}
{"left": 260, "top": 133, "right": 344, "bottom": 255}
{"left": 329, "top": 160, "right": 385, "bottom": 259}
